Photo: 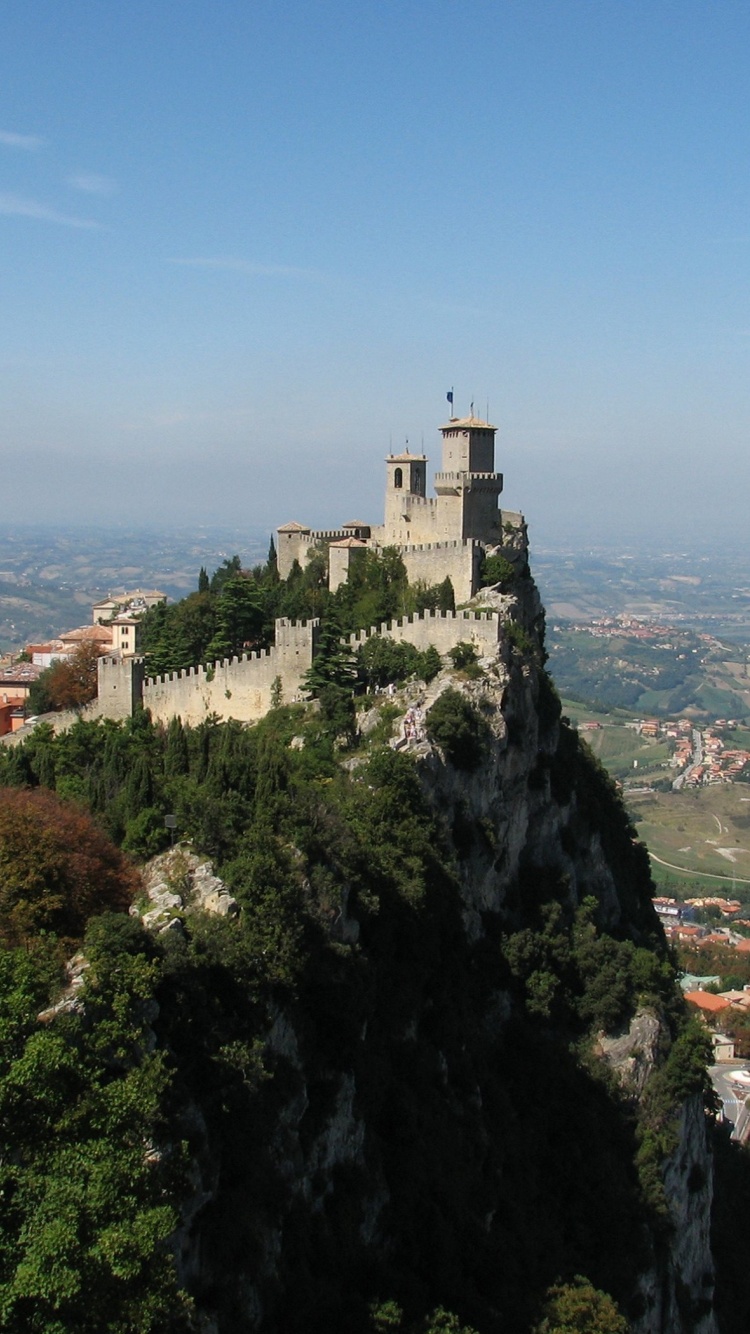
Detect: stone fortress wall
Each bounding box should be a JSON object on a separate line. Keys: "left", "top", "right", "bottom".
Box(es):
{"left": 397, "top": 539, "right": 481, "bottom": 605}
{"left": 87, "top": 608, "right": 505, "bottom": 729}
{"left": 347, "top": 607, "right": 502, "bottom": 657}
{"left": 140, "top": 618, "right": 319, "bottom": 727}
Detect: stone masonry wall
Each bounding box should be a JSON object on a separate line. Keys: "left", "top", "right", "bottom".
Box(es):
{"left": 395, "top": 540, "right": 482, "bottom": 604}
{"left": 347, "top": 608, "right": 501, "bottom": 657}
{"left": 48, "top": 612, "right": 502, "bottom": 735}
{"left": 141, "top": 618, "right": 319, "bottom": 727}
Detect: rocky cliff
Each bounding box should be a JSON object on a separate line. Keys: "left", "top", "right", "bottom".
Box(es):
{"left": 148, "top": 568, "right": 717, "bottom": 1334}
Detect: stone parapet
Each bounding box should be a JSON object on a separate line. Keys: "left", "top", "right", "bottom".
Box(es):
{"left": 348, "top": 607, "right": 502, "bottom": 658}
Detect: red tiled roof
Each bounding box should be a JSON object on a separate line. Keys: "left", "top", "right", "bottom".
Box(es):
{"left": 685, "top": 991, "right": 731, "bottom": 1013}
{"left": 59, "top": 625, "right": 113, "bottom": 644}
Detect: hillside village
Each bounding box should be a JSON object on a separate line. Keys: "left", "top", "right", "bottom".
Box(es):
{"left": 0, "top": 588, "right": 166, "bottom": 737}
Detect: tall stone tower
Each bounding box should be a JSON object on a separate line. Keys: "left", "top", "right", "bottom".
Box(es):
{"left": 382, "top": 448, "right": 429, "bottom": 541}
{"left": 434, "top": 415, "right": 503, "bottom": 542}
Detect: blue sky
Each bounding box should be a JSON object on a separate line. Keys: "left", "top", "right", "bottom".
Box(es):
{"left": 2, "top": 1, "right": 750, "bottom": 548}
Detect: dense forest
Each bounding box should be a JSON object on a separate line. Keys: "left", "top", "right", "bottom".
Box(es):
{"left": 0, "top": 552, "right": 746, "bottom": 1333}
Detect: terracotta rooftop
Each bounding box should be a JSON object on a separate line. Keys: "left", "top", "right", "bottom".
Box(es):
{"left": 0, "top": 663, "right": 42, "bottom": 683}
{"left": 684, "top": 991, "right": 731, "bottom": 1013}
{"left": 277, "top": 521, "right": 311, "bottom": 533}
{"left": 329, "top": 537, "right": 368, "bottom": 549}
{"left": 59, "top": 625, "right": 113, "bottom": 644}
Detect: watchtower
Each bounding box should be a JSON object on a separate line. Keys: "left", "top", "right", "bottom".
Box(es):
{"left": 434, "top": 415, "right": 503, "bottom": 542}
{"left": 383, "top": 448, "right": 429, "bottom": 538}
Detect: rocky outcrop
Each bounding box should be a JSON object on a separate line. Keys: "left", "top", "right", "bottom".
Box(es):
{"left": 135, "top": 847, "right": 239, "bottom": 932}
{"left": 597, "top": 1008, "right": 662, "bottom": 1098}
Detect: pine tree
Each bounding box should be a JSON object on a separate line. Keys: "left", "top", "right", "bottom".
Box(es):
{"left": 266, "top": 536, "right": 279, "bottom": 584}
{"left": 302, "top": 613, "right": 357, "bottom": 695}
{"left": 164, "top": 716, "right": 189, "bottom": 777}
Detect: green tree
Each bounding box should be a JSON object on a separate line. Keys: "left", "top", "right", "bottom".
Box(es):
{"left": 303, "top": 614, "right": 357, "bottom": 695}
{"left": 266, "top": 536, "right": 279, "bottom": 583}
{"left": 0, "top": 918, "right": 192, "bottom": 1332}
{"left": 206, "top": 576, "right": 265, "bottom": 661}
{"left": 532, "top": 1276, "right": 629, "bottom": 1333}
{"left": 426, "top": 688, "right": 490, "bottom": 770}
{"left": 210, "top": 554, "right": 242, "bottom": 594}
{"left": 480, "top": 553, "right": 516, "bottom": 590}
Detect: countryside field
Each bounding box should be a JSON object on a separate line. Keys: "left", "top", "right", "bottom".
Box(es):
{"left": 559, "top": 699, "right": 750, "bottom": 891}
{"left": 561, "top": 698, "right": 674, "bottom": 783}
{"left": 628, "top": 784, "right": 750, "bottom": 895}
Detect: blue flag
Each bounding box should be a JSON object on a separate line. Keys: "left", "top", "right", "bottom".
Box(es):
{"left": 446, "top": 390, "right": 454, "bottom": 405}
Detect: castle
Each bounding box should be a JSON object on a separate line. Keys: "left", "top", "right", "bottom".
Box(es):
{"left": 80, "top": 412, "right": 527, "bottom": 730}
{"left": 277, "top": 412, "right": 525, "bottom": 604}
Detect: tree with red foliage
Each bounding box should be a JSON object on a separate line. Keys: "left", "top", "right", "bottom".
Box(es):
{"left": 0, "top": 788, "right": 139, "bottom": 946}
{"left": 28, "top": 640, "right": 101, "bottom": 714}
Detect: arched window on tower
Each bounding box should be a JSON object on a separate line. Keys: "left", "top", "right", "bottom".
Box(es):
{"left": 394, "top": 467, "right": 403, "bottom": 489}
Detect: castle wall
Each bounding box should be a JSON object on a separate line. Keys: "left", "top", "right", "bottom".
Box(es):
{"left": 19, "top": 605, "right": 506, "bottom": 741}
{"left": 88, "top": 620, "right": 317, "bottom": 728}
{"left": 394, "top": 540, "right": 482, "bottom": 604}
{"left": 347, "top": 607, "right": 501, "bottom": 657}
{"left": 141, "top": 618, "right": 318, "bottom": 727}
{"left": 96, "top": 655, "right": 145, "bottom": 721}
{"left": 277, "top": 530, "right": 348, "bottom": 579}
{"left": 329, "top": 543, "right": 366, "bottom": 593}
{"left": 462, "top": 485, "right": 504, "bottom": 543}
{"left": 372, "top": 493, "right": 457, "bottom": 547}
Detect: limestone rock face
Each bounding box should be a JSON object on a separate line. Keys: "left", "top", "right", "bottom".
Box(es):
{"left": 633, "top": 1095, "right": 717, "bottom": 1334}
{"left": 597, "top": 1008, "right": 662, "bottom": 1098}
{"left": 137, "top": 847, "right": 239, "bottom": 929}
{"left": 37, "top": 951, "right": 90, "bottom": 1023}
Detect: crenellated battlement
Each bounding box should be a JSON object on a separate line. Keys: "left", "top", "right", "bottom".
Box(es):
{"left": 347, "top": 607, "right": 501, "bottom": 657}
{"left": 93, "top": 599, "right": 505, "bottom": 729}
{"left": 394, "top": 539, "right": 480, "bottom": 554}
{"left": 347, "top": 608, "right": 498, "bottom": 644}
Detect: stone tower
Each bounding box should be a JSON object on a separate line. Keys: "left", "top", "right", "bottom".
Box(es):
{"left": 434, "top": 415, "right": 503, "bottom": 542}
{"left": 382, "top": 448, "right": 429, "bottom": 539}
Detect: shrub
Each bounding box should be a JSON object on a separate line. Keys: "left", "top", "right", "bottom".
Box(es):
{"left": 480, "top": 553, "right": 515, "bottom": 590}
{"left": 426, "top": 688, "right": 490, "bottom": 770}
{"left": 445, "top": 640, "right": 475, "bottom": 672}
{"left": 532, "top": 1275, "right": 629, "bottom": 1333}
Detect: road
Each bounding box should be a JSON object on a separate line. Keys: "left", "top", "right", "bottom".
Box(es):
{"left": 710, "top": 1063, "right": 750, "bottom": 1141}
{"left": 648, "top": 851, "right": 750, "bottom": 886}
{"left": 672, "top": 727, "right": 703, "bottom": 791}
